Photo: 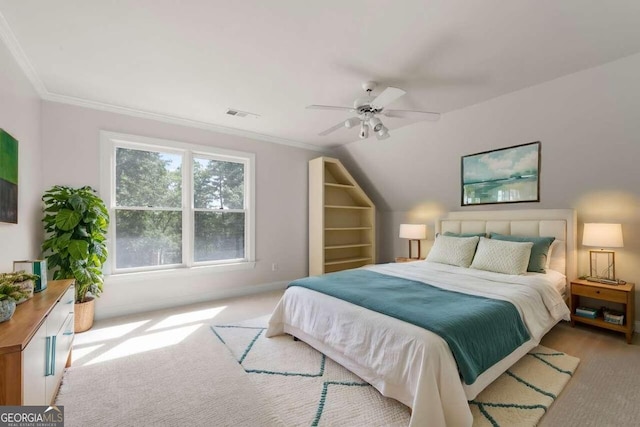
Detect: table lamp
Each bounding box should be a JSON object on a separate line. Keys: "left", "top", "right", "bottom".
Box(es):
{"left": 582, "top": 223, "right": 623, "bottom": 284}
{"left": 399, "top": 224, "right": 427, "bottom": 260}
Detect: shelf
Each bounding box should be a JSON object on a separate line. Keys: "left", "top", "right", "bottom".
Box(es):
{"left": 310, "top": 156, "right": 376, "bottom": 275}
{"left": 325, "top": 183, "right": 355, "bottom": 189}
{"left": 324, "top": 205, "right": 372, "bottom": 210}
{"left": 324, "top": 256, "right": 372, "bottom": 266}
{"left": 571, "top": 314, "right": 627, "bottom": 333}
{"left": 325, "top": 227, "right": 372, "bottom": 231}
{"left": 324, "top": 243, "right": 372, "bottom": 250}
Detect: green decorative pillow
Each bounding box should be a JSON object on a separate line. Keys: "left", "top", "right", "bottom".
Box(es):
{"left": 489, "top": 233, "right": 555, "bottom": 273}
{"left": 443, "top": 231, "right": 487, "bottom": 238}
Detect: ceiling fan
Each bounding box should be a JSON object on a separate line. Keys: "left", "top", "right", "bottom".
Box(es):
{"left": 307, "top": 81, "right": 440, "bottom": 140}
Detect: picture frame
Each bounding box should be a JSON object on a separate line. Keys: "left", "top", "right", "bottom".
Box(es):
{"left": 461, "top": 141, "right": 540, "bottom": 206}
{"left": 0, "top": 129, "right": 19, "bottom": 223}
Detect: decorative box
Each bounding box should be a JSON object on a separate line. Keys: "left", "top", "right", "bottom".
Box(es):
{"left": 13, "top": 260, "right": 47, "bottom": 292}
{"left": 603, "top": 310, "right": 624, "bottom": 325}
{"left": 575, "top": 306, "right": 598, "bottom": 319}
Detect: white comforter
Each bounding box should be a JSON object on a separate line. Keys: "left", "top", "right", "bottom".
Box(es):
{"left": 266, "top": 261, "right": 570, "bottom": 427}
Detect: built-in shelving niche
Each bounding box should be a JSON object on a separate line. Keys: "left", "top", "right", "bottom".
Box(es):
{"left": 309, "top": 157, "right": 375, "bottom": 275}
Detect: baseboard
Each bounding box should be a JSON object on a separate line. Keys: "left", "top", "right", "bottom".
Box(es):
{"left": 95, "top": 280, "right": 288, "bottom": 321}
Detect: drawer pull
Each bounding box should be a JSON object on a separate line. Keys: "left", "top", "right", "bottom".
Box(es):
{"left": 45, "top": 336, "right": 55, "bottom": 376}
{"left": 51, "top": 336, "right": 57, "bottom": 376}
{"left": 596, "top": 291, "right": 600, "bottom": 294}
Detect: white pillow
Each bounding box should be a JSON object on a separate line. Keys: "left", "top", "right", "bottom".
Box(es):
{"left": 546, "top": 240, "right": 561, "bottom": 270}
{"left": 426, "top": 234, "right": 479, "bottom": 268}
{"left": 470, "top": 237, "right": 533, "bottom": 275}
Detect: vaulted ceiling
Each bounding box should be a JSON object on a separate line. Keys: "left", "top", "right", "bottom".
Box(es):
{"left": 1, "top": 1, "right": 640, "bottom": 149}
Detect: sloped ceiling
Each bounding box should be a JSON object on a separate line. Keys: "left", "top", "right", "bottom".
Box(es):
{"left": 334, "top": 52, "right": 640, "bottom": 213}
{"left": 1, "top": 1, "right": 640, "bottom": 149}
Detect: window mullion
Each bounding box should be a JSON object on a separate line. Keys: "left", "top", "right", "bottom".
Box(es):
{"left": 113, "top": 206, "right": 183, "bottom": 212}
{"left": 183, "top": 151, "right": 193, "bottom": 268}
{"left": 244, "top": 161, "right": 251, "bottom": 262}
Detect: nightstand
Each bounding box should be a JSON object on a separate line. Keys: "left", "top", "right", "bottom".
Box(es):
{"left": 395, "top": 257, "right": 420, "bottom": 263}
{"left": 570, "top": 279, "right": 635, "bottom": 344}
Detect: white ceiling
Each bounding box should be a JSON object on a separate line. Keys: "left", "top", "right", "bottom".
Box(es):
{"left": 1, "top": 1, "right": 640, "bottom": 149}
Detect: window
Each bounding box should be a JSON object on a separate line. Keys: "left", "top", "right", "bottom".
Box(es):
{"left": 100, "top": 132, "right": 255, "bottom": 274}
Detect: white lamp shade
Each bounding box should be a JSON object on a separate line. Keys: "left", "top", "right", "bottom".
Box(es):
{"left": 582, "top": 223, "right": 624, "bottom": 248}
{"left": 399, "top": 224, "right": 427, "bottom": 240}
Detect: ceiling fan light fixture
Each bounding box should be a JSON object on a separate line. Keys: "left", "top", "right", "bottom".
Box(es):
{"left": 359, "top": 123, "right": 369, "bottom": 139}
{"left": 369, "top": 117, "right": 383, "bottom": 132}
{"left": 310, "top": 81, "right": 438, "bottom": 138}
{"left": 344, "top": 117, "right": 359, "bottom": 129}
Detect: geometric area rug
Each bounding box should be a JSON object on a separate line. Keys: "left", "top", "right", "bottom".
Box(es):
{"left": 211, "top": 318, "right": 579, "bottom": 427}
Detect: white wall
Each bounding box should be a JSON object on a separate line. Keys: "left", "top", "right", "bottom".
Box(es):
{"left": 0, "top": 39, "right": 42, "bottom": 272}
{"left": 41, "top": 102, "right": 323, "bottom": 319}
{"left": 335, "top": 52, "right": 640, "bottom": 319}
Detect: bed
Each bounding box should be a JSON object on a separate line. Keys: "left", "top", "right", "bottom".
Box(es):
{"left": 266, "top": 209, "right": 577, "bottom": 426}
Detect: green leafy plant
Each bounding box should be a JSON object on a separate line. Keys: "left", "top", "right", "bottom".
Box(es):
{"left": 0, "top": 282, "right": 31, "bottom": 302}
{"left": 0, "top": 271, "right": 38, "bottom": 302}
{"left": 0, "top": 271, "right": 39, "bottom": 285}
{"left": 42, "top": 185, "right": 110, "bottom": 303}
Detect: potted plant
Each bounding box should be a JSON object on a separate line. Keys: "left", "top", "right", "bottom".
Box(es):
{"left": 42, "top": 185, "right": 109, "bottom": 332}
{"left": 0, "top": 281, "right": 31, "bottom": 322}
{"left": 0, "top": 271, "right": 40, "bottom": 304}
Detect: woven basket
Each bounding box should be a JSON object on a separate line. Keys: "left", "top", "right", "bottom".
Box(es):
{"left": 74, "top": 297, "right": 95, "bottom": 333}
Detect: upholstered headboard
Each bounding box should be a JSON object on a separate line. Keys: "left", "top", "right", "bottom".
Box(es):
{"left": 435, "top": 209, "right": 577, "bottom": 281}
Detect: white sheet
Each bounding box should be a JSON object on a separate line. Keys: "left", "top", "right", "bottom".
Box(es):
{"left": 266, "top": 261, "right": 570, "bottom": 427}
{"left": 545, "top": 268, "right": 567, "bottom": 295}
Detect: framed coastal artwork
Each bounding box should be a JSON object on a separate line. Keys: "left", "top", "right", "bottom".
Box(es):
{"left": 461, "top": 141, "right": 540, "bottom": 206}
{"left": 0, "top": 129, "right": 18, "bottom": 223}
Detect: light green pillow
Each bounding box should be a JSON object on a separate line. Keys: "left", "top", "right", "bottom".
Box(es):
{"left": 490, "top": 233, "right": 556, "bottom": 273}
{"left": 426, "top": 234, "right": 480, "bottom": 268}
{"left": 470, "top": 237, "right": 533, "bottom": 275}
{"left": 443, "top": 231, "right": 486, "bottom": 238}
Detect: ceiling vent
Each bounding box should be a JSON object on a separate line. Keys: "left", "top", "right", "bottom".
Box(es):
{"left": 226, "top": 108, "right": 260, "bottom": 118}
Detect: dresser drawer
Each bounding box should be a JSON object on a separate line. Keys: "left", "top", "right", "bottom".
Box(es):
{"left": 571, "top": 283, "right": 627, "bottom": 303}
{"left": 47, "top": 286, "right": 75, "bottom": 333}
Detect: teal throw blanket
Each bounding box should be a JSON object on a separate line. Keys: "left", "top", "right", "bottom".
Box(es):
{"left": 289, "top": 269, "right": 530, "bottom": 384}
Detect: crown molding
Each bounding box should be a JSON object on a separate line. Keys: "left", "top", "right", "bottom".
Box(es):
{"left": 42, "top": 92, "right": 326, "bottom": 152}
{"left": 0, "top": 11, "right": 47, "bottom": 96}
{"left": 0, "top": 11, "right": 326, "bottom": 153}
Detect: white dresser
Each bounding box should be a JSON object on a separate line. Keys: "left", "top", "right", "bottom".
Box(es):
{"left": 0, "top": 279, "right": 74, "bottom": 405}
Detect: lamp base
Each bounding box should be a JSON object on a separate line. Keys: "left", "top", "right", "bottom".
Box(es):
{"left": 586, "top": 276, "right": 622, "bottom": 286}
{"left": 589, "top": 250, "right": 616, "bottom": 282}
{"left": 408, "top": 239, "right": 422, "bottom": 260}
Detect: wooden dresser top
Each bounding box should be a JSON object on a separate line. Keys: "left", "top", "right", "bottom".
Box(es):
{"left": 0, "top": 279, "right": 74, "bottom": 354}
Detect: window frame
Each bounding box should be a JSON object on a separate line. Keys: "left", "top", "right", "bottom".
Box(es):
{"left": 100, "top": 131, "right": 256, "bottom": 276}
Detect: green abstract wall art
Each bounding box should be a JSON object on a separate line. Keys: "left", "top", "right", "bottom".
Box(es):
{"left": 461, "top": 141, "right": 540, "bottom": 206}
{"left": 0, "top": 129, "right": 18, "bottom": 223}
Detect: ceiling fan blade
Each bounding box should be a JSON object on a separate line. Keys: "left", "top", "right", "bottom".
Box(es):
{"left": 318, "top": 121, "right": 348, "bottom": 136}
{"left": 306, "top": 104, "right": 354, "bottom": 112}
{"left": 383, "top": 109, "right": 441, "bottom": 121}
{"left": 371, "top": 87, "right": 406, "bottom": 109}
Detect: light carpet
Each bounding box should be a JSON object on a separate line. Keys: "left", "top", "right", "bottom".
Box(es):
{"left": 212, "top": 317, "right": 580, "bottom": 427}
{"left": 55, "top": 323, "right": 282, "bottom": 427}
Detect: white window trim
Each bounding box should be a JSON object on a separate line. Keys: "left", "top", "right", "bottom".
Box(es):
{"left": 99, "top": 130, "right": 256, "bottom": 276}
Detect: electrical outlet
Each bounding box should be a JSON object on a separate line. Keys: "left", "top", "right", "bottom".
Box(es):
{"left": 271, "top": 263, "right": 278, "bottom": 271}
